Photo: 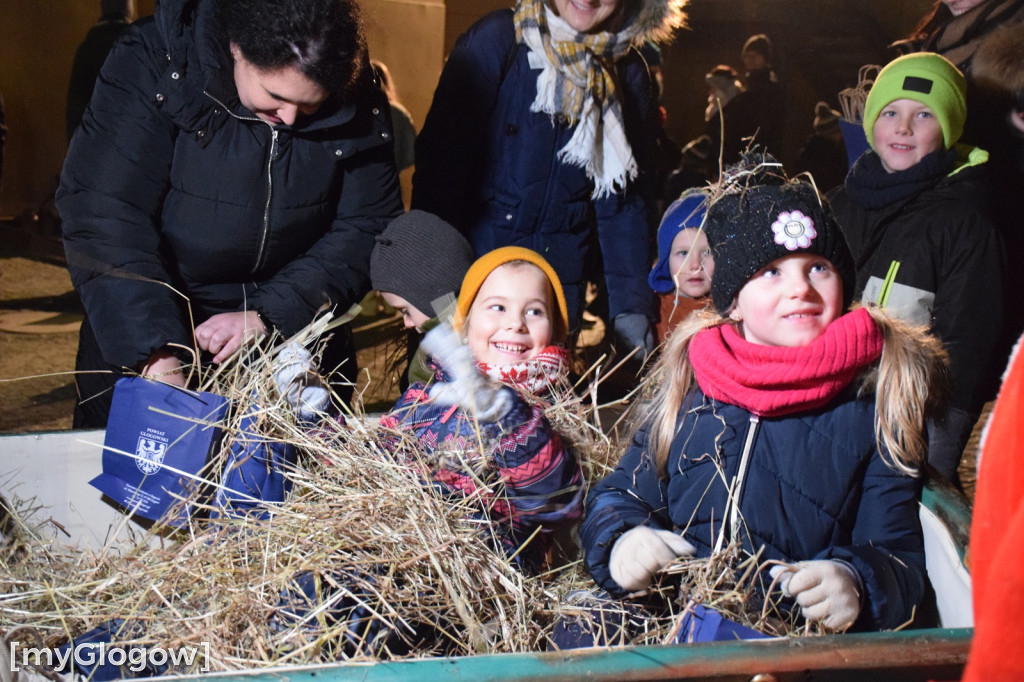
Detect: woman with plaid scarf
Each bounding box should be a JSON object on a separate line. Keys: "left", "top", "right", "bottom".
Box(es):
{"left": 412, "top": 0, "right": 687, "bottom": 356}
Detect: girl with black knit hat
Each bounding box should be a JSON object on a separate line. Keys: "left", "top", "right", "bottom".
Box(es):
{"left": 827, "top": 52, "right": 1004, "bottom": 487}
{"left": 412, "top": 0, "right": 687, "bottom": 361}
{"left": 577, "top": 160, "right": 948, "bottom": 638}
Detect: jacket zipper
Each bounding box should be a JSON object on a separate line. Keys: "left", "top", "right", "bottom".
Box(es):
{"left": 202, "top": 91, "right": 276, "bottom": 275}
{"left": 253, "top": 127, "right": 278, "bottom": 274}
{"left": 714, "top": 414, "right": 761, "bottom": 554}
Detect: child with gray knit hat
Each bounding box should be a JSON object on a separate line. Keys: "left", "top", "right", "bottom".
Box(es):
{"left": 827, "top": 52, "right": 1004, "bottom": 487}
{"left": 370, "top": 210, "right": 475, "bottom": 385}
{"left": 578, "top": 155, "right": 949, "bottom": 640}
{"left": 370, "top": 210, "right": 475, "bottom": 331}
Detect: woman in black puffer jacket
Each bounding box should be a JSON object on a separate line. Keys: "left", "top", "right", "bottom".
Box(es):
{"left": 58, "top": 0, "right": 403, "bottom": 428}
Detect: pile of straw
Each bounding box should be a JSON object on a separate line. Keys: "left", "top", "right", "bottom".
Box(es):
{"left": 0, "top": 314, "right": 795, "bottom": 677}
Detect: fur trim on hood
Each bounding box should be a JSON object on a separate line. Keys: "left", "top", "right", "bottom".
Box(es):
{"left": 972, "top": 21, "right": 1024, "bottom": 95}
{"left": 627, "top": 0, "right": 689, "bottom": 43}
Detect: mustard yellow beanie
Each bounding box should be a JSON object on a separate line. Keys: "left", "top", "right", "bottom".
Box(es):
{"left": 454, "top": 247, "right": 569, "bottom": 342}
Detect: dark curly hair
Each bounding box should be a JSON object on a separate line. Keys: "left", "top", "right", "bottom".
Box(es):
{"left": 217, "top": 0, "right": 368, "bottom": 98}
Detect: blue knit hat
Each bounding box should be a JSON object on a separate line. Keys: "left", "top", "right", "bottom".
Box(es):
{"left": 648, "top": 188, "right": 709, "bottom": 294}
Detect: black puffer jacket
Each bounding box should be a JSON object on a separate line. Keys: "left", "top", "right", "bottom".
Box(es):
{"left": 828, "top": 147, "right": 1003, "bottom": 415}
{"left": 828, "top": 147, "right": 1004, "bottom": 479}
{"left": 58, "top": 0, "right": 403, "bottom": 373}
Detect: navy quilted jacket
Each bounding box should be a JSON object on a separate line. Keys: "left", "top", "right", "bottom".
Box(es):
{"left": 412, "top": 9, "right": 657, "bottom": 322}
{"left": 581, "top": 387, "right": 926, "bottom": 631}
{"left": 57, "top": 0, "right": 403, "bottom": 371}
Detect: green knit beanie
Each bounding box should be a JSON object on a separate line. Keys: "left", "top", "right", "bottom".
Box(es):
{"left": 863, "top": 52, "right": 967, "bottom": 151}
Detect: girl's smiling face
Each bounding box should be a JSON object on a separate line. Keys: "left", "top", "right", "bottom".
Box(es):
{"left": 873, "top": 99, "right": 945, "bottom": 173}
{"left": 464, "top": 263, "right": 554, "bottom": 364}
{"left": 731, "top": 253, "right": 843, "bottom": 347}
{"left": 668, "top": 228, "right": 714, "bottom": 299}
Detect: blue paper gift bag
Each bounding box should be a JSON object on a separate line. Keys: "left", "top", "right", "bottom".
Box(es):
{"left": 673, "top": 603, "right": 771, "bottom": 644}
{"left": 213, "top": 403, "right": 297, "bottom": 518}
{"left": 90, "top": 377, "right": 229, "bottom": 525}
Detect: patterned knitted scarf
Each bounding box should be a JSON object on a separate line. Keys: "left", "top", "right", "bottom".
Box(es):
{"left": 514, "top": 0, "right": 641, "bottom": 198}
{"left": 477, "top": 345, "right": 570, "bottom": 396}
{"left": 689, "top": 308, "right": 884, "bottom": 417}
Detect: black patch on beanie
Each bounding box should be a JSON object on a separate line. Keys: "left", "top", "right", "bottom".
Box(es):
{"left": 902, "top": 76, "right": 933, "bottom": 95}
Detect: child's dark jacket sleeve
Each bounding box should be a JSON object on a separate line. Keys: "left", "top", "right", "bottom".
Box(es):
{"left": 818, "top": 448, "right": 926, "bottom": 631}
{"left": 379, "top": 382, "right": 583, "bottom": 530}
{"left": 580, "top": 428, "right": 672, "bottom": 596}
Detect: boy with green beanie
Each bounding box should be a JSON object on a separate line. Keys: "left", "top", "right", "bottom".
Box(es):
{"left": 828, "top": 52, "right": 1004, "bottom": 487}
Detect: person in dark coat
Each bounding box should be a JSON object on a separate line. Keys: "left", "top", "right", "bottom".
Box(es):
{"left": 57, "top": 0, "right": 404, "bottom": 428}
{"left": 827, "top": 53, "right": 1004, "bottom": 486}
{"left": 579, "top": 166, "right": 947, "bottom": 638}
{"left": 66, "top": 0, "right": 135, "bottom": 142}
{"left": 702, "top": 64, "right": 749, "bottom": 166}
{"left": 793, "top": 102, "right": 849, "bottom": 194}
{"left": 736, "top": 34, "right": 786, "bottom": 160}
{"left": 900, "top": 0, "right": 1024, "bottom": 362}
{"left": 412, "top": 0, "right": 687, "bottom": 359}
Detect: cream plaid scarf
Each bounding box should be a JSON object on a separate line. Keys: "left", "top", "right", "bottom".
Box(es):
{"left": 514, "top": 0, "right": 642, "bottom": 198}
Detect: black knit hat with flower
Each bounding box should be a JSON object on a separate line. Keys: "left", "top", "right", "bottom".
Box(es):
{"left": 704, "top": 152, "right": 856, "bottom": 315}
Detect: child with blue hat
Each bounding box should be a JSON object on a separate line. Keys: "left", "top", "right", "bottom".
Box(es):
{"left": 648, "top": 188, "right": 714, "bottom": 342}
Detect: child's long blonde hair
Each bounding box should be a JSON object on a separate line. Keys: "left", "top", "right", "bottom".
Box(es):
{"left": 639, "top": 305, "right": 948, "bottom": 479}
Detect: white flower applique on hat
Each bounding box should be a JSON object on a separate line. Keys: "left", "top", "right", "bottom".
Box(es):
{"left": 772, "top": 210, "right": 817, "bottom": 250}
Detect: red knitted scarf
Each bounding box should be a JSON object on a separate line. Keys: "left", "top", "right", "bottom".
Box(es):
{"left": 477, "top": 346, "right": 570, "bottom": 396}
{"left": 689, "top": 308, "right": 883, "bottom": 417}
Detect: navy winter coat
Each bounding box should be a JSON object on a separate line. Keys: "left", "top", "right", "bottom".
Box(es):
{"left": 581, "top": 387, "right": 926, "bottom": 632}
{"left": 412, "top": 10, "right": 657, "bottom": 323}
{"left": 58, "top": 0, "right": 403, "bottom": 373}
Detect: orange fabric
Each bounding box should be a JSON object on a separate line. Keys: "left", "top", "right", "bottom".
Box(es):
{"left": 961, "top": 336, "right": 1024, "bottom": 682}
{"left": 655, "top": 293, "right": 707, "bottom": 343}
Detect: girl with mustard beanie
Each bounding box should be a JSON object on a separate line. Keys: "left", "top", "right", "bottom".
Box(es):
{"left": 379, "top": 246, "right": 583, "bottom": 571}
{"left": 827, "top": 52, "right": 1004, "bottom": 487}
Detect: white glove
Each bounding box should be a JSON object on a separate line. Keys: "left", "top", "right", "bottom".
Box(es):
{"left": 770, "top": 560, "right": 861, "bottom": 631}
{"left": 273, "top": 342, "right": 330, "bottom": 421}
{"left": 419, "top": 323, "right": 513, "bottom": 422}
{"left": 609, "top": 526, "right": 696, "bottom": 593}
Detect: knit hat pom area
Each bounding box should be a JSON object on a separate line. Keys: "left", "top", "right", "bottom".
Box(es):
{"left": 370, "top": 210, "right": 475, "bottom": 320}
{"left": 703, "top": 151, "right": 856, "bottom": 315}
{"left": 454, "top": 246, "right": 570, "bottom": 342}
{"left": 862, "top": 52, "right": 967, "bottom": 151}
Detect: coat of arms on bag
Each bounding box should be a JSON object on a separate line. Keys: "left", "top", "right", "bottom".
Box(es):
{"left": 136, "top": 435, "right": 168, "bottom": 474}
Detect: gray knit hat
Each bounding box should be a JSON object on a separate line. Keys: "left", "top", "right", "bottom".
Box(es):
{"left": 370, "top": 210, "right": 475, "bottom": 319}
{"left": 704, "top": 154, "right": 855, "bottom": 314}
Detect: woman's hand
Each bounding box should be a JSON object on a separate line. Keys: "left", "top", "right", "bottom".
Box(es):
{"left": 194, "top": 311, "right": 268, "bottom": 364}
{"left": 141, "top": 350, "right": 186, "bottom": 387}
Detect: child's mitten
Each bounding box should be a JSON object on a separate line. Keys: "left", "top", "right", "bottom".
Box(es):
{"left": 613, "top": 313, "right": 655, "bottom": 359}
{"left": 770, "top": 560, "right": 862, "bottom": 631}
{"left": 419, "top": 323, "right": 513, "bottom": 422}
{"left": 609, "top": 526, "right": 695, "bottom": 592}
{"left": 273, "top": 342, "right": 330, "bottom": 421}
